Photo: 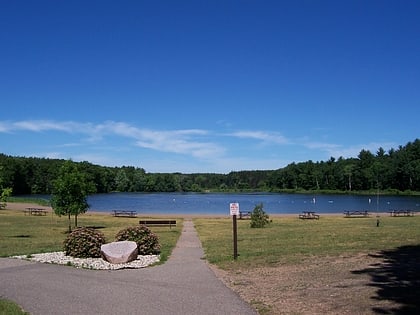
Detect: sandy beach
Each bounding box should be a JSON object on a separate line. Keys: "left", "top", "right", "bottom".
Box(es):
{"left": 5, "top": 202, "right": 53, "bottom": 212}
{"left": 5, "top": 201, "right": 392, "bottom": 219}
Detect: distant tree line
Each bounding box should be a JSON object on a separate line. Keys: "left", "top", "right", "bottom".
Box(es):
{"left": 0, "top": 139, "right": 419, "bottom": 195}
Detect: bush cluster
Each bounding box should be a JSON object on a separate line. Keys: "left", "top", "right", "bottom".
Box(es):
{"left": 115, "top": 225, "right": 161, "bottom": 255}
{"left": 63, "top": 227, "right": 106, "bottom": 258}
{"left": 63, "top": 225, "right": 161, "bottom": 258}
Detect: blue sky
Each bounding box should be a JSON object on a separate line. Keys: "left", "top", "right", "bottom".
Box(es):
{"left": 1, "top": 1, "right": 419, "bottom": 173}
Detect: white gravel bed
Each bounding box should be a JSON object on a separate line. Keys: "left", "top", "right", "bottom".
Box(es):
{"left": 12, "top": 252, "right": 160, "bottom": 270}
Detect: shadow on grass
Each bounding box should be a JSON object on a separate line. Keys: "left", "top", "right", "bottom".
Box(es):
{"left": 84, "top": 225, "right": 106, "bottom": 229}
{"left": 353, "top": 245, "right": 420, "bottom": 314}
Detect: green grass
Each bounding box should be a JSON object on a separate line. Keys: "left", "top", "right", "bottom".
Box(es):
{"left": 0, "top": 298, "right": 29, "bottom": 315}
{"left": 3, "top": 206, "right": 419, "bottom": 269}
{"left": 0, "top": 209, "right": 182, "bottom": 261}
{"left": 194, "top": 215, "right": 420, "bottom": 269}
{"left": 3, "top": 206, "right": 420, "bottom": 313}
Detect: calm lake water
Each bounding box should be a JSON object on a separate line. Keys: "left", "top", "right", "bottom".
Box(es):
{"left": 86, "top": 192, "right": 420, "bottom": 215}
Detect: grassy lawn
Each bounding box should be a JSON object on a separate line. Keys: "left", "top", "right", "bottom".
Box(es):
{"left": 0, "top": 208, "right": 182, "bottom": 262}
{"left": 194, "top": 215, "right": 420, "bottom": 269}
{"left": 0, "top": 298, "right": 29, "bottom": 315}
{"left": 2, "top": 205, "right": 420, "bottom": 314}
{"left": 194, "top": 215, "right": 420, "bottom": 314}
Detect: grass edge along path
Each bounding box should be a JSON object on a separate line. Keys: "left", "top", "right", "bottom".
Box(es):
{"left": 0, "top": 298, "right": 29, "bottom": 315}
{"left": 194, "top": 215, "right": 420, "bottom": 269}
{"left": 194, "top": 216, "right": 420, "bottom": 314}
{"left": 0, "top": 206, "right": 182, "bottom": 262}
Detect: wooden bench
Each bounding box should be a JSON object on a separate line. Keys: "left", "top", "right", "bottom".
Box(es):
{"left": 389, "top": 210, "right": 414, "bottom": 217}
{"left": 112, "top": 210, "right": 137, "bottom": 217}
{"left": 239, "top": 211, "right": 252, "bottom": 219}
{"left": 344, "top": 210, "right": 370, "bottom": 218}
{"left": 299, "top": 211, "right": 320, "bottom": 219}
{"left": 24, "top": 208, "right": 47, "bottom": 216}
{"left": 139, "top": 220, "right": 176, "bottom": 228}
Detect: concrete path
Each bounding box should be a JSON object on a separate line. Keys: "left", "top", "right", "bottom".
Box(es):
{"left": 0, "top": 219, "right": 257, "bottom": 315}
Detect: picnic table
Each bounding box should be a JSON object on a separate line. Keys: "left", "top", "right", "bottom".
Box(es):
{"left": 112, "top": 210, "right": 137, "bottom": 217}
{"left": 344, "top": 210, "right": 370, "bottom": 218}
{"left": 239, "top": 211, "right": 252, "bottom": 219}
{"left": 299, "top": 211, "right": 320, "bottom": 219}
{"left": 24, "top": 207, "right": 47, "bottom": 216}
{"left": 389, "top": 210, "right": 415, "bottom": 217}
{"left": 139, "top": 220, "right": 177, "bottom": 228}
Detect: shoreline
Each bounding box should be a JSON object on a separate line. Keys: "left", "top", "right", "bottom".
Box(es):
{"left": 5, "top": 202, "right": 391, "bottom": 218}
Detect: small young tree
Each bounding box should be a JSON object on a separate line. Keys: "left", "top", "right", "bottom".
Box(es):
{"left": 0, "top": 167, "right": 12, "bottom": 209}
{"left": 51, "top": 161, "right": 94, "bottom": 232}
{"left": 0, "top": 187, "right": 12, "bottom": 209}
{"left": 250, "top": 203, "right": 270, "bottom": 228}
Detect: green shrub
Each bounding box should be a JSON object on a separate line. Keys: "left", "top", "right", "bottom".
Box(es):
{"left": 115, "top": 225, "right": 161, "bottom": 255}
{"left": 63, "top": 227, "right": 106, "bottom": 258}
{"left": 250, "top": 203, "right": 270, "bottom": 228}
{"left": 0, "top": 187, "right": 12, "bottom": 209}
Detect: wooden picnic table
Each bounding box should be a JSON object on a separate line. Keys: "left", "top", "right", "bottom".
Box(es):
{"left": 239, "top": 211, "right": 252, "bottom": 219}
{"left": 139, "top": 220, "right": 177, "bottom": 228}
{"left": 112, "top": 210, "right": 137, "bottom": 217}
{"left": 389, "top": 210, "right": 415, "bottom": 217}
{"left": 24, "top": 207, "right": 47, "bottom": 216}
{"left": 299, "top": 211, "right": 320, "bottom": 219}
{"left": 344, "top": 210, "right": 370, "bottom": 218}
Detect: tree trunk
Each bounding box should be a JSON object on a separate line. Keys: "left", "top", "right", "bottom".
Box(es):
{"left": 348, "top": 174, "right": 352, "bottom": 191}
{"left": 68, "top": 213, "right": 72, "bottom": 233}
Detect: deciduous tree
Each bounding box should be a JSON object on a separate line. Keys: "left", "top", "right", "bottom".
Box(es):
{"left": 51, "top": 161, "right": 94, "bottom": 232}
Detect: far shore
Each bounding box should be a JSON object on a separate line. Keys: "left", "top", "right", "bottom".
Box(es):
{"left": 5, "top": 201, "right": 391, "bottom": 218}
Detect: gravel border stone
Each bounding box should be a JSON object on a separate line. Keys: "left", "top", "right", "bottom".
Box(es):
{"left": 11, "top": 252, "right": 160, "bottom": 270}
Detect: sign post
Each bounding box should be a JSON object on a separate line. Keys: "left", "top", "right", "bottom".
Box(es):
{"left": 230, "top": 202, "right": 239, "bottom": 260}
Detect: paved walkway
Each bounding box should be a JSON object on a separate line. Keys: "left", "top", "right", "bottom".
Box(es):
{"left": 0, "top": 219, "right": 257, "bottom": 315}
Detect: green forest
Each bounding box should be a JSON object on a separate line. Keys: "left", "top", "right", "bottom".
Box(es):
{"left": 1, "top": 139, "right": 419, "bottom": 196}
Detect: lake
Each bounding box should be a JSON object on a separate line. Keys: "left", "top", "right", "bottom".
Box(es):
{"left": 87, "top": 192, "right": 420, "bottom": 215}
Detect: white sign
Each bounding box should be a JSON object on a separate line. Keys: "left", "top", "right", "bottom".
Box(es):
{"left": 230, "top": 202, "right": 240, "bottom": 216}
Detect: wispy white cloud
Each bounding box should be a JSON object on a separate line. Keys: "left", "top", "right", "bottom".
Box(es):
{"left": 303, "top": 140, "right": 398, "bottom": 159}
{"left": 72, "top": 153, "right": 124, "bottom": 167}
{"left": 210, "top": 157, "right": 290, "bottom": 173}
{"left": 229, "top": 130, "right": 289, "bottom": 144}
{"left": 0, "top": 121, "right": 12, "bottom": 132}
{"left": 42, "top": 152, "right": 65, "bottom": 160}
{"left": 0, "top": 120, "right": 225, "bottom": 159}
{"left": 56, "top": 143, "right": 84, "bottom": 148}
{"left": 303, "top": 141, "right": 341, "bottom": 151}
{"left": 92, "top": 121, "right": 224, "bottom": 158}
{"left": 0, "top": 120, "right": 89, "bottom": 133}
{"left": 136, "top": 137, "right": 224, "bottom": 158}
{"left": 2, "top": 119, "right": 399, "bottom": 173}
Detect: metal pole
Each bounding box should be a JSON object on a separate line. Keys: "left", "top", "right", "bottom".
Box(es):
{"left": 233, "top": 214, "right": 238, "bottom": 260}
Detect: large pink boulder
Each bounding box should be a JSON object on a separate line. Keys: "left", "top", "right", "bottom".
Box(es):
{"left": 101, "top": 241, "right": 138, "bottom": 264}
